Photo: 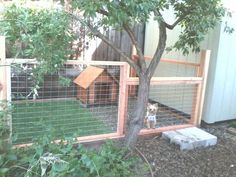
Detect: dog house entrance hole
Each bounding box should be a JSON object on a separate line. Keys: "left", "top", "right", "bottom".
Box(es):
{"left": 95, "top": 83, "right": 111, "bottom": 103}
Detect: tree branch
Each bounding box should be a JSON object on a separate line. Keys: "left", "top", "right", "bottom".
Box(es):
{"left": 164, "top": 16, "right": 185, "bottom": 30}
{"left": 154, "top": 10, "right": 186, "bottom": 30}
{"left": 147, "top": 21, "right": 167, "bottom": 79}
{"left": 123, "top": 24, "right": 146, "bottom": 71}
{"left": 154, "top": 10, "right": 185, "bottom": 30}
{"left": 96, "top": 7, "right": 146, "bottom": 72}
{"left": 71, "top": 14, "right": 141, "bottom": 73}
{"left": 118, "top": 1, "right": 147, "bottom": 71}
{"left": 97, "top": 9, "right": 109, "bottom": 16}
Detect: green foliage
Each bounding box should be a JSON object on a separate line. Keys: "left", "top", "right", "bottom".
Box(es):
{"left": 72, "top": 0, "right": 156, "bottom": 27}
{"left": 71, "top": 0, "right": 224, "bottom": 55}
{"left": 18, "top": 133, "right": 139, "bottom": 177}
{"left": 0, "top": 121, "right": 140, "bottom": 177}
{"left": 169, "top": 0, "right": 225, "bottom": 54}
{"left": 0, "top": 4, "right": 75, "bottom": 84}
{"left": 1, "top": 103, "right": 139, "bottom": 176}
{"left": 224, "top": 11, "right": 235, "bottom": 34}
{"left": 0, "top": 101, "right": 11, "bottom": 140}
{"left": 0, "top": 146, "right": 18, "bottom": 177}
{"left": 58, "top": 76, "right": 71, "bottom": 87}
{"left": 0, "top": 101, "right": 17, "bottom": 177}
{"left": 24, "top": 140, "right": 136, "bottom": 177}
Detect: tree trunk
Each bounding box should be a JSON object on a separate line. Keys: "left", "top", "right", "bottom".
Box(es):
{"left": 124, "top": 75, "right": 150, "bottom": 148}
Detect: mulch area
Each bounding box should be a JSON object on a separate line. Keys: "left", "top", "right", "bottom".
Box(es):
{"left": 135, "top": 122, "right": 236, "bottom": 177}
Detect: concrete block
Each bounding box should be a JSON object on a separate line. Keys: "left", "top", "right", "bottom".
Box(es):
{"left": 162, "top": 127, "right": 217, "bottom": 150}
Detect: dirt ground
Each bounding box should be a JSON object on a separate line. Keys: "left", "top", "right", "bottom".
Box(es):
{"left": 135, "top": 122, "right": 236, "bottom": 177}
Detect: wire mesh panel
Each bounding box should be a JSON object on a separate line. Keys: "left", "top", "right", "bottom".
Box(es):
{"left": 154, "top": 62, "right": 199, "bottom": 77}
{"left": 127, "top": 83, "right": 198, "bottom": 129}
{"left": 10, "top": 62, "right": 120, "bottom": 144}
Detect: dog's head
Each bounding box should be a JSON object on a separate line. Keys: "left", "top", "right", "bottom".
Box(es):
{"left": 147, "top": 103, "right": 159, "bottom": 115}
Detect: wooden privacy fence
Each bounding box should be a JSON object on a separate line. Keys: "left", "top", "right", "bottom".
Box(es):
{"left": 0, "top": 36, "right": 210, "bottom": 147}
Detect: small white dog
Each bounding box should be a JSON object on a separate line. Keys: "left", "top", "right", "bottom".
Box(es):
{"left": 144, "top": 103, "right": 159, "bottom": 129}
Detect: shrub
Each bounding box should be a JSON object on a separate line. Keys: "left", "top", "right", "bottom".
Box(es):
{"left": 0, "top": 101, "right": 18, "bottom": 177}
{"left": 0, "top": 4, "right": 75, "bottom": 88}
{"left": 1, "top": 127, "right": 141, "bottom": 177}
{"left": 22, "top": 134, "right": 139, "bottom": 177}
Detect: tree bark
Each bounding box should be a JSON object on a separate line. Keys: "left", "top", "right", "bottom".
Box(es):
{"left": 124, "top": 22, "right": 167, "bottom": 148}
{"left": 124, "top": 74, "right": 150, "bottom": 148}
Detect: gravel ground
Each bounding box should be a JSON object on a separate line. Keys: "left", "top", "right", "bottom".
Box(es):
{"left": 135, "top": 122, "right": 236, "bottom": 177}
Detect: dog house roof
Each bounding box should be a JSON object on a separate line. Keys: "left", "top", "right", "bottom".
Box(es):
{"left": 73, "top": 66, "right": 105, "bottom": 89}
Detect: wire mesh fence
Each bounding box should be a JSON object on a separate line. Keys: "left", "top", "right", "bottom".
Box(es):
{"left": 10, "top": 62, "right": 120, "bottom": 144}
{"left": 9, "top": 61, "right": 201, "bottom": 144}
{"left": 127, "top": 83, "right": 198, "bottom": 129}
{"left": 1, "top": 51, "right": 209, "bottom": 145}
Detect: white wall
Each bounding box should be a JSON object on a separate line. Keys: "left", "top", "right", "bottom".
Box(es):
{"left": 202, "top": 2, "right": 236, "bottom": 123}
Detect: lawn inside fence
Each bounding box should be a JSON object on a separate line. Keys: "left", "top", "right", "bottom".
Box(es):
{"left": 12, "top": 99, "right": 112, "bottom": 144}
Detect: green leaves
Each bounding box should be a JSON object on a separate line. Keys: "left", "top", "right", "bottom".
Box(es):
{"left": 0, "top": 140, "right": 18, "bottom": 177}
{"left": 0, "top": 116, "right": 140, "bottom": 177}
{"left": 72, "top": 0, "right": 161, "bottom": 29}
{"left": 0, "top": 101, "right": 14, "bottom": 177}
{"left": 71, "top": 0, "right": 224, "bottom": 56}
{"left": 1, "top": 5, "right": 73, "bottom": 59}
{"left": 0, "top": 168, "right": 9, "bottom": 175}
{"left": 23, "top": 139, "right": 139, "bottom": 177}
{"left": 167, "top": 0, "right": 225, "bottom": 54}
{"left": 59, "top": 76, "right": 71, "bottom": 87}
{"left": 0, "top": 4, "right": 75, "bottom": 85}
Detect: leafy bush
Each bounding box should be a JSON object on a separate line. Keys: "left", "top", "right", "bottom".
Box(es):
{"left": 0, "top": 144, "right": 18, "bottom": 177}
{"left": 0, "top": 101, "right": 18, "bottom": 177}
{"left": 0, "top": 101, "right": 11, "bottom": 140}
{"left": 1, "top": 4, "right": 73, "bottom": 60}
{"left": 0, "top": 4, "right": 75, "bottom": 85}
{"left": 1, "top": 127, "right": 141, "bottom": 177}
{"left": 22, "top": 133, "right": 139, "bottom": 177}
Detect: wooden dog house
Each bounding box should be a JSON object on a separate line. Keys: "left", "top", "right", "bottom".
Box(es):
{"left": 73, "top": 66, "right": 118, "bottom": 106}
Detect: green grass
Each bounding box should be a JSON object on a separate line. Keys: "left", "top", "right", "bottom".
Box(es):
{"left": 12, "top": 100, "right": 112, "bottom": 144}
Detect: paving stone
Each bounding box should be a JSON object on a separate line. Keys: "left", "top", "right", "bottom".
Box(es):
{"left": 162, "top": 127, "right": 217, "bottom": 150}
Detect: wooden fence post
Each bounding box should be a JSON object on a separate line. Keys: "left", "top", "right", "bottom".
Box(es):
{"left": 128, "top": 46, "right": 138, "bottom": 96}
{"left": 191, "top": 50, "right": 211, "bottom": 126}
{"left": 117, "top": 63, "right": 129, "bottom": 135}
{"left": 0, "top": 36, "right": 12, "bottom": 142}
{"left": 0, "top": 36, "right": 7, "bottom": 101}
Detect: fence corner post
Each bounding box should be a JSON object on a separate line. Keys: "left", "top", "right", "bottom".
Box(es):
{"left": 191, "top": 50, "right": 211, "bottom": 126}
